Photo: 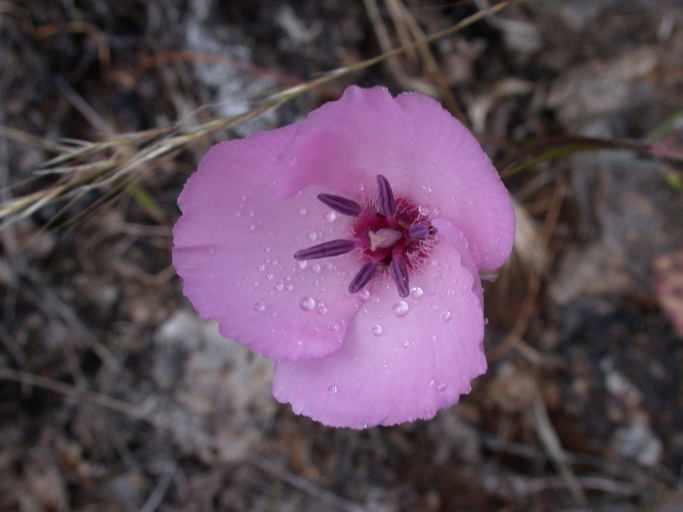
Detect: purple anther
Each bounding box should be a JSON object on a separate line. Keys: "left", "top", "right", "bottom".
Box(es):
{"left": 408, "top": 222, "right": 430, "bottom": 239}
{"left": 348, "top": 261, "right": 378, "bottom": 294}
{"left": 294, "top": 239, "right": 356, "bottom": 260}
{"left": 389, "top": 257, "right": 410, "bottom": 298}
{"left": 317, "top": 194, "right": 362, "bottom": 216}
{"left": 377, "top": 175, "right": 396, "bottom": 217}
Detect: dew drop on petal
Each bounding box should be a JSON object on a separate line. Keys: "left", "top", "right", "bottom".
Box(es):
{"left": 410, "top": 286, "right": 424, "bottom": 299}
{"left": 441, "top": 311, "right": 452, "bottom": 322}
{"left": 275, "top": 282, "right": 284, "bottom": 291}
{"left": 392, "top": 301, "right": 410, "bottom": 317}
{"left": 299, "top": 296, "right": 316, "bottom": 312}
{"left": 254, "top": 302, "right": 266, "bottom": 312}
{"left": 298, "top": 207, "right": 307, "bottom": 216}
{"left": 328, "top": 385, "right": 338, "bottom": 394}
{"left": 257, "top": 263, "right": 266, "bottom": 271}
{"left": 325, "top": 211, "right": 338, "bottom": 223}
{"left": 437, "top": 382, "right": 448, "bottom": 391}
{"left": 359, "top": 289, "right": 370, "bottom": 301}
{"left": 372, "top": 324, "right": 383, "bottom": 336}
{"left": 249, "top": 224, "right": 256, "bottom": 231}
{"left": 266, "top": 273, "right": 274, "bottom": 280}
{"left": 298, "top": 260, "right": 308, "bottom": 270}
{"left": 484, "top": 318, "right": 489, "bottom": 325}
{"left": 402, "top": 340, "right": 411, "bottom": 348}
{"left": 307, "top": 231, "right": 318, "bottom": 241}
{"left": 317, "top": 303, "right": 328, "bottom": 315}
{"left": 312, "top": 263, "right": 321, "bottom": 274}
{"left": 381, "top": 359, "right": 389, "bottom": 369}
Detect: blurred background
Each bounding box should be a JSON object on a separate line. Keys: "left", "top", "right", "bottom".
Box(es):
{"left": 1, "top": 1, "right": 682, "bottom": 511}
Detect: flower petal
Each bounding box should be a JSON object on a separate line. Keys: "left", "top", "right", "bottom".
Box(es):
{"left": 276, "top": 86, "right": 515, "bottom": 271}
{"left": 272, "top": 222, "right": 486, "bottom": 428}
{"left": 173, "top": 126, "right": 363, "bottom": 361}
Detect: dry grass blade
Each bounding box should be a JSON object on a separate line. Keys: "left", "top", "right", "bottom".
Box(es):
{"left": 0, "top": 1, "right": 514, "bottom": 231}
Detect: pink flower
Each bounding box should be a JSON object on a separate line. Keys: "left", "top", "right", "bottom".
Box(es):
{"left": 173, "top": 86, "right": 514, "bottom": 428}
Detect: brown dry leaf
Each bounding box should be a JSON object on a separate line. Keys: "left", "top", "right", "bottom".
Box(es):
{"left": 654, "top": 249, "right": 683, "bottom": 339}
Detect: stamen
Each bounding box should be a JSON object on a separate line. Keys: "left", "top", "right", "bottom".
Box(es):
{"left": 294, "top": 239, "right": 356, "bottom": 260}
{"left": 377, "top": 175, "right": 396, "bottom": 217}
{"left": 389, "top": 257, "right": 410, "bottom": 298}
{"left": 368, "top": 228, "right": 403, "bottom": 251}
{"left": 408, "top": 222, "right": 430, "bottom": 239}
{"left": 348, "top": 261, "right": 378, "bottom": 294}
{"left": 317, "top": 194, "right": 362, "bottom": 216}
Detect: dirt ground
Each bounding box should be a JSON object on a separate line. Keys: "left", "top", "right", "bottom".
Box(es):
{"left": 1, "top": 1, "right": 683, "bottom": 511}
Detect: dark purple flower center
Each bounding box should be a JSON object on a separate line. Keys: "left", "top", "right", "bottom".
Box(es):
{"left": 294, "top": 175, "right": 436, "bottom": 298}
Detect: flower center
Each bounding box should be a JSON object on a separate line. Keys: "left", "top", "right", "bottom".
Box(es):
{"left": 294, "top": 175, "right": 436, "bottom": 298}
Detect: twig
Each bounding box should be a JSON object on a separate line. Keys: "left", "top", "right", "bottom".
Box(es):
{"left": 139, "top": 463, "right": 177, "bottom": 512}
{"left": 531, "top": 392, "right": 587, "bottom": 506}
{"left": 489, "top": 179, "right": 565, "bottom": 362}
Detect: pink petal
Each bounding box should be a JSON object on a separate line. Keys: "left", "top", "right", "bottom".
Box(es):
{"left": 276, "top": 86, "right": 515, "bottom": 271}
{"left": 173, "top": 126, "right": 363, "bottom": 361}
{"left": 272, "top": 221, "right": 486, "bottom": 428}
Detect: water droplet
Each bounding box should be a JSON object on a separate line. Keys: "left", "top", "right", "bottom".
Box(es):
{"left": 325, "top": 211, "right": 338, "bottom": 222}
{"left": 381, "top": 359, "right": 389, "bottom": 369}
{"left": 328, "top": 385, "right": 338, "bottom": 394}
{"left": 298, "top": 207, "right": 307, "bottom": 216}
{"left": 254, "top": 302, "right": 266, "bottom": 312}
{"left": 328, "top": 321, "right": 341, "bottom": 331}
{"left": 249, "top": 224, "right": 256, "bottom": 231}
{"left": 275, "top": 282, "right": 284, "bottom": 291}
{"left": 264, "top": 246, "right": 272, "bottom": 253}
{"left": 285, "top": 283, "right": 294, "bottom": 291}
{"left": 402, "top": 340, "right": 411, "bottom": 348}
{"left": 358, "top": 289, "right": 370, "bottom": 301}
{"left": 317, "top": 303, "right": 328, "bottom": 315}
{"left": 312, "top": 263, "right": 321, "bottom": 274}
{"left": 411, "top": 286, "right": 424, "bottom": 299}
{"left": 372, "top": 324, "right": 383, "bottom": 336}
{"left": 437, "top": 382, "right": 448, "bottom": 391}
{"left": 392, "top": 301, "right": 410, "bottom": 317}
{"left": 266, "top": 273, "right": 274, "bottom": 280}
{"left": 299, "top": 296, "right": 316, "bottom": 312}
{"left": 298, "top": 261, "right": 308, "bottom": 270}
{"left": 257, "top": 263, "right": 266, "bottom": 271}
{"left": 431, "top": 335, "right": 438, "bottom": 341}
{"left": 307, "top": 231, "right": 318, "bottom": 241}
{"left": 484, "top": 318, "right": 489, "bottom": 325}
{"left": 441, "top": 311, "right": 452, "bottom": 322}
{"left": 248, "top": 211, "right": 255, "bottom": 218}
{"left": 234, "top": 211, "right": 241, "bottom": 218}
{"left": 418, "top": 205, "right": 431, "bottom": 216}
